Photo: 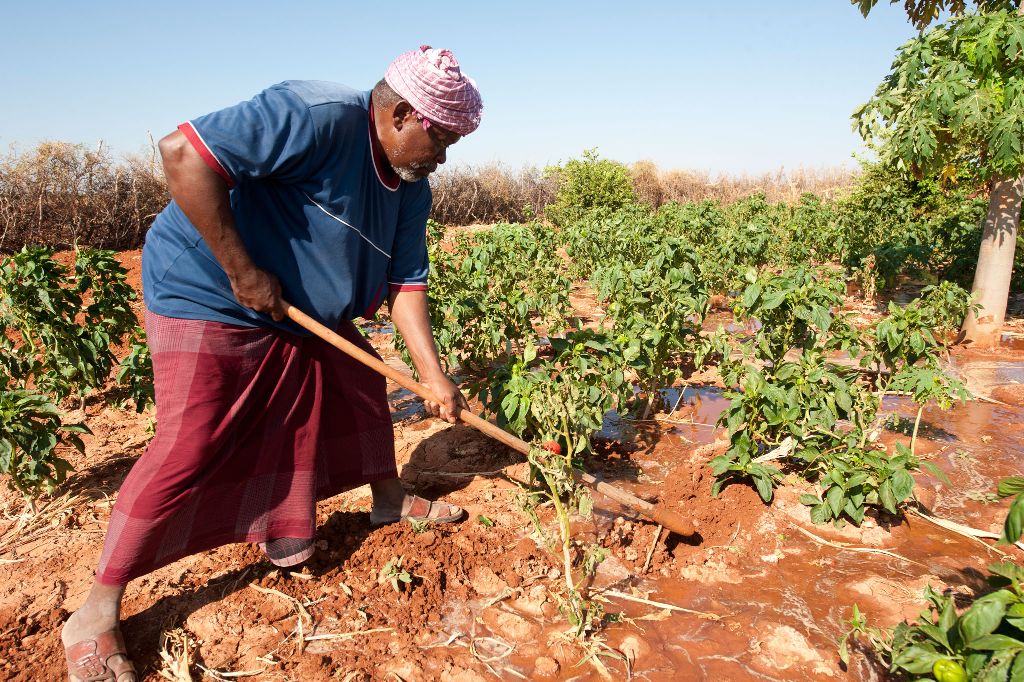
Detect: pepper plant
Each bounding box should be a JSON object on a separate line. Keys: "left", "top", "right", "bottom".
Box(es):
{"left": 710, "top": 265, "right": 958, "bottom": 525}
{"left": 401, "top": 223, "right": 572, "bottom": 374}
{"left": 841, "top": 478, "right": 1024, "bottom": 681}
{"left": 0, "top": 247, "right": 141, "bottom": 401}
{"left": 0, "top": 384, "right": 89, "bottom": 507}
{"left": 593, "top": 238, "right": 710, "bottom": 413}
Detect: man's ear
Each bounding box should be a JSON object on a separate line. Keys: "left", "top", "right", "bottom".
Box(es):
{"left": 392, "top": 100, "right": 414, "bottom": 131}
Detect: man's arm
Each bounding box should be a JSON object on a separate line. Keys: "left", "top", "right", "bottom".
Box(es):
{"left": 158, "top": 130, "right": 287, "bottom": 320}
{"left": 388, "top": 288, "right": 467, "bottom": 423}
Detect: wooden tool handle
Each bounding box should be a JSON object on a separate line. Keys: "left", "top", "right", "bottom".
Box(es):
{"left": 285, "top": 303, "right": 696, "bottom": 537}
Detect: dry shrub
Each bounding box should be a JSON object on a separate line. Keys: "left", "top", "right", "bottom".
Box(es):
{"left": 0, "top": 141, "right": 168, "bottom": 252}
{"left": 429, "top": 161, "right": 856, "bottom": 225}
{"left": 0, "top": 143, "right": 859, "bottom": 245}
{"left": 429, "top": 163, "right": 556, "bottom": 225}
{"left": 630, "top": 160, "right": 664, "bottom": 209}
{"left": 633, "top": 163, "right": 856, "bottom": 208}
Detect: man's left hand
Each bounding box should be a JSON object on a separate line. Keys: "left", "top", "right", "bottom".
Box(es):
{"left": 420, "top": 373, "right": 468, "bottom": 424}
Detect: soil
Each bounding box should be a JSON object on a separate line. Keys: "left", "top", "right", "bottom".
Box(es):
{"left": 1, "top": 250, "right": 1023, "bottom": 680}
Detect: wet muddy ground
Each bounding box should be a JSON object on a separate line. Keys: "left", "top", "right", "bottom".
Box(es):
{"left": 0, "top": 251, "right": 1022, "bottom": 680}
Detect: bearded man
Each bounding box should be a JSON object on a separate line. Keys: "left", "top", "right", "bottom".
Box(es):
{"left": 62, "top": 46, "right": 482, "bottom": 682}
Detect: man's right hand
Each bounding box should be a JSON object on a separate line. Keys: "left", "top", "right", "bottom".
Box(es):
{"left": 229, "top": 266, "right": 287, "bottom": 321}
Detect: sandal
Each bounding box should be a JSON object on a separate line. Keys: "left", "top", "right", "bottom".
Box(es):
{"left": 65, "top": 629, "right": 137, "bottom": 682}
{"left": 369, "top": 495, "right": 465, "bottom": 527}
{"left": 257, "top": 537, "right": 315, "bottom": 567}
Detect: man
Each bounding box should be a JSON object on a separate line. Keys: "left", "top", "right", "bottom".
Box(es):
{"left": 62, "top": 46, "right": 482, "bottom": 681}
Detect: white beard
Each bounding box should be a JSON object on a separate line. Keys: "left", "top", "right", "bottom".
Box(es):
{"left": 393, "top": 166, "right": 422, "bottom": 182}
{"left": 393, "top": 161, "right": 434, "bottom": 182}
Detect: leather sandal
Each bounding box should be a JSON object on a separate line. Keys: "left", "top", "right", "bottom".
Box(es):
{"left": 369, "top": 495, "right": 465, "bottom": 527}
{"left": 65, "top": 629, "right": 138, "bottom": 682}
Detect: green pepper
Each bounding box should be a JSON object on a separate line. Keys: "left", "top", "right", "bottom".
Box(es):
{"left": 932, "top": 659, "right": 968, "bottom": 682}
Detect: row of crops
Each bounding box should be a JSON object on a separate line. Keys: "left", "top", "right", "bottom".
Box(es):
{"left": 0, "top": 248, "right": 151, "bottom": 507}
{"left": 405, "top": 185, "right": 1024, "bottom": 676}
{"left": 2, "top": 155, "right": 1023, "bottom": 676}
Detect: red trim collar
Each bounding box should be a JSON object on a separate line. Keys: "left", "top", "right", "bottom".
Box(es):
{"left": 368, "top": 100, "right": 400, "bottom": 191}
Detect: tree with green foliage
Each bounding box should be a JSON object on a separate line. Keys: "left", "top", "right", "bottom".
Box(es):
{"left": 854, "top": 0, "right": 1019, "bottom": 29}
{"left": 854, "top": 4, "right": 1024, "bottom": 346}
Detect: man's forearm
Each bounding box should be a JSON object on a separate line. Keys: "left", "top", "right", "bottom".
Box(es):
{"left": 388, "top": 289, "right": 445, "bottom": 379}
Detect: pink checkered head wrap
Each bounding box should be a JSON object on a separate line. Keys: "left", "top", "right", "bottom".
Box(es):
{"left": 384, "top": 45, "right": 483, "bottom": 136}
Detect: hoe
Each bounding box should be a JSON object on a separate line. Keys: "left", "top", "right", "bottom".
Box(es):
{"left": 285, "top": 302, "right": 696, "bottom": 538}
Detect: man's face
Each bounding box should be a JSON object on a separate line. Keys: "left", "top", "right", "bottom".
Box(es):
{"left": 383, "top": 103, "right": 461, "bottom": 181}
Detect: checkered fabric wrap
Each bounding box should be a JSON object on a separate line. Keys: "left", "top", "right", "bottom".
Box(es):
{"left": 384, "top": 45, "right": 483, "bottom": 136}
{"left": 96, "top": 311, "right": 397, "bottom": 585}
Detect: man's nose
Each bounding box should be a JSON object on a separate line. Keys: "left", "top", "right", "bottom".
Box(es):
{"left": 435, "top": 148, "right": 447, "bottom": 165}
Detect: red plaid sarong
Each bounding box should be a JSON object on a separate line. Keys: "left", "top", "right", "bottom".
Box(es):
{"left": 96, "top": 311, "right": 397, "bottom": 585}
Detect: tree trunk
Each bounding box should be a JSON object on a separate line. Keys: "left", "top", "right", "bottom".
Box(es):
{"left": 962, "top": 175, "right": 1023, "bottom": 347}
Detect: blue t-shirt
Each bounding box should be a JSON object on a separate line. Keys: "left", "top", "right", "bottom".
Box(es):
{"left": 142, "top": 80, "right": 431, "bottom": 333}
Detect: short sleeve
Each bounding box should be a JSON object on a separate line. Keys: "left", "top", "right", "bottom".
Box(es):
{"left": 178, "top": 85, "right": 320, "bottom": 188}
{"left": 387, "top": 181, "right": 432, "bottom": 292}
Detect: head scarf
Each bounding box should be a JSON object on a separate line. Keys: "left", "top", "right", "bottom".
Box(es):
{"left": 384, "top": 45, "right": 483, "bottom": 136}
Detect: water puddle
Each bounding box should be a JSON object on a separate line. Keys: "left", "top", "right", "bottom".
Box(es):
{"left": 575, "top": 358, "right": 1024, "bottom": 680}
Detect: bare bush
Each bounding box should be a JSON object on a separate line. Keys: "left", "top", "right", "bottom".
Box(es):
{"left": 0, "top": 142, "right": 859, "bottom": 249}
{"left": 0, "top": 141, "right": 168, "bottom": 252}
{"left": 429, "top": 161, "right": 856, "bottom": 225}
{"left": 633, "top": 164, "right": 857, "bottom": 208}
{"left": 429, "top": 163, "right": 556, "bottom": 225}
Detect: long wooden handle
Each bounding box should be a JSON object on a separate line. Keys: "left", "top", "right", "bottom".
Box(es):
{"left": 285, "top": 303, "right": 696, "bottom": 537}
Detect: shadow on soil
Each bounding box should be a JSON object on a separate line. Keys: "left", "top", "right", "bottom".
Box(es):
{"left": 121, "top": 509, "right": 377, "bottom": 676}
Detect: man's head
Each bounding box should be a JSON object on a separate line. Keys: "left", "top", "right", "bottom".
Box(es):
{"left": 372, "top": 46, "right": 483, "bottom": 182}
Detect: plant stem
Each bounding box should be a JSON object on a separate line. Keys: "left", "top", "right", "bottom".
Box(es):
{"left": 541, "top": 469, "right": 575, "bottom": 596}
{"left": 910, "top": 405, "right": 924, "bottom": 456}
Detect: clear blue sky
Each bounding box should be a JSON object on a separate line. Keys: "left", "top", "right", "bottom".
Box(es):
{"left": 1, "top": 1, "right": 920, "bottom": 174}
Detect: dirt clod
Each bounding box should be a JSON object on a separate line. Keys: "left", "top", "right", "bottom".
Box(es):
{"left": 533, "top": 655, "right": 561, "bottom": 678}
{"left": 481, "top": 608, "right": 542, "bottom": 643}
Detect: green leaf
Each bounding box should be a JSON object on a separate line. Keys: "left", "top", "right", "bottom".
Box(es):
{"left": 1000, "top": 477, "right": 1024, "bottom": 498}
{"left": 959, "top": 591, "right": 1014, "bottom": 643}
{"left": 967, "top": 634, "right": 1024, "bottom": 651}
{"left": 753, "top": 474, "right": 774, "bottom": 503}
{"left": 892, "top": 644, "right": 945, "bottom": 674}
{"left": 826, "top": 485, "right": 845, "bottom": 517}
{"left": 923, "top": 461, "right": 953, "bottom": 485}
{"left": 879, "top": 479, "right": 898, "bottom": 514}
{"left": 1003, "top": 494, "right": 1024, "bottom": 545}
{"left": 810, "top": 503, "right": 831, "bottom": 525}
{"left": 891, "top": 469, "right": 915, "bottom": 503}
{"left": 1010, "top": 650, "right": 1024, "bottom": 682}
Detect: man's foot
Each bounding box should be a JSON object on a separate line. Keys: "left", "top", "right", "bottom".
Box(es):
{"left": 63, "top": 584, "right": 135, "bottom": 682}
{"left": 63, "top": 610, "right": 136, "bottom": 681}
{"left": 369, "top": 494, "right": 465, "bottom": 526}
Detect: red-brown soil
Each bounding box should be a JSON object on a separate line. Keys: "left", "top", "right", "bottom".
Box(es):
{"left": 1, "top": 252, "right": 1023, "bottom": 680}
